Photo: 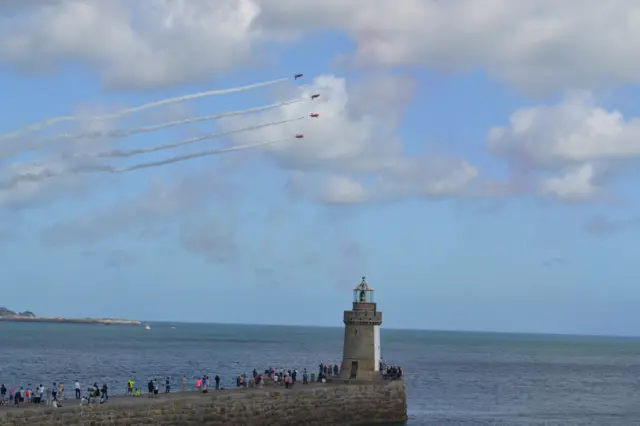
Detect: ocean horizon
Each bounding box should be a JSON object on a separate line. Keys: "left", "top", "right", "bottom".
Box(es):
{"left": 2, "top": 321, "right": 640, "bottom": 424}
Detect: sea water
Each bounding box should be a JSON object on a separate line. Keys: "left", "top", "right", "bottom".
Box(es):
{"left": 2, "top": 322, "right": 640, "bottom": 425}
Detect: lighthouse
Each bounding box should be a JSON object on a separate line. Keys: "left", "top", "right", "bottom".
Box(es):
{"left": 340, "top": 276, "right": 383, "bottom": 381}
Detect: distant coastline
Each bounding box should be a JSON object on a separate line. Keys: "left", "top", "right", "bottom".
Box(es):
{"left": 0, "top": 307, "right": 141, "bottom": 326}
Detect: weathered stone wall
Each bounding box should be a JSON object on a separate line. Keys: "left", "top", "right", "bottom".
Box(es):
{"left": 0, "top": 381, "right": 407, "bottom": 426}
{"left": 342, "top": 303, "right": 383, "bottom": 381}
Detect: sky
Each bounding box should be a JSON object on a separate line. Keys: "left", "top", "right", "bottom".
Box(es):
{"left": 1, "top": 1, "right": 640, "bottom": 336}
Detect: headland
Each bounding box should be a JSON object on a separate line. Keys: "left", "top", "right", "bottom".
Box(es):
{"left": 0, "top": 307, "right": 141, "bottom": 326}
{"left": 0, "top": 381, "right": 407, "bottom": 425}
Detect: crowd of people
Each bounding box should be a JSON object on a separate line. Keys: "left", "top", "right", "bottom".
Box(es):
{"left": 233, "top": 366, "right": 315, "bottom": 389}
{"left": 0, "top": 359, "right": 403, "bottom": 408}
{"left": 381, "top": 364, "right": 403, "bottom": 380}
{"left": 0, "top": 380, "right": 110, "bottom": 407}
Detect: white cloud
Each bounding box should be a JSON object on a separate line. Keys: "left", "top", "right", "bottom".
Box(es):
{"left": 218, "top": 74, "right": 479, "bottom": 203}
{"left": 0, "top": 102, "right": 124, "bottom": 209}
{"left": 346, "top": 73, "right": 415, "bottom": 127}
{"left": 0, "top": 99, "right": 195, "bottom": 209}
{"left": 4, "top": 1, "right": 640, "bottom": 92}
{"left": 487, "top": 92, "right": 639, "bottom": 167}
{"left": 486, "top": 92, "right": 640, "bottom": 202}
{"left": 40, "top": 166, "right": 239, "bottom": 264}
{"left": 40, "top": 167, "right": 231, "bottom": 243}
{"left": 257, "top": 0, "right": 640, "bottom": 94}
{"left": 223, "top": 75, "right": 401, "bottom": 171}
{"left": 380, "top": 157, "right": 479, "bottom": 198}
{"left": 0, "top": 158, "right": 81, "bottom": 209}
{"left": 9, "top": 0, "right": 640, "bottom": 275}
{"left": 0, "top": 0, "right": 265, "bottom": 88}
{"left": 539, "top": 163, "right": 601, "bottom": 202}
{"left": 318, "top": 175, "right": 370, "bottom": 205}
{"left": 3, "top": 1, "right": 640, "bottom": 211}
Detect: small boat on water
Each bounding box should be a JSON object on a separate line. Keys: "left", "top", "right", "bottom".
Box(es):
{"left": 144, "top": 323, "right": 151, "bottom": 330}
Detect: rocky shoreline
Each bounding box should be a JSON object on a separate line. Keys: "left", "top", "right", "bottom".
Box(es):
{"left": 0, "top": 317, "right": 141, "bottom": 325}
{"left": 0, "top": 306, "right": 141, "bottom": 325}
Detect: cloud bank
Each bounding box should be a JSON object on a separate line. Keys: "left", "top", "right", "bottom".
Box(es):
{"left": 2, "top": 0, "right": 640, "bottom": 265}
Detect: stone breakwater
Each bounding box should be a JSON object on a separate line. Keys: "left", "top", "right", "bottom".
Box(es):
{"left": 0, "top": 381, "right": 407, "bottom": 426}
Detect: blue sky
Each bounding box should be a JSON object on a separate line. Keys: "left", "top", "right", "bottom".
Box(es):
{"left": 1, "top": 1, "right": 640, "bottom": 336}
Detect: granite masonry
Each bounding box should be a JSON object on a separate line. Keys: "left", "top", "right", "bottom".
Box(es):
{"left": 0, "top": 380, "right": 407, "bottom": 425}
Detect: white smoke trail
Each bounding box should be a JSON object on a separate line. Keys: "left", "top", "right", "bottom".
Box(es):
{"left": 0, "top": 98, "right": 305, "bottom": 158}
{"left": 108, "top": 138, "right": 289, "bottom": 173}
{"left": 0, "top": 138, "right": 293, "bottom": 189}
{"left": 0, "top": 77, "right": 288, "bottom": 142}
{"left": 71, "top": 116, "right": 304, "bottom": 158}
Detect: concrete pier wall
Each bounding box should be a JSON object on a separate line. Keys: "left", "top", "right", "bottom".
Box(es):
{"left": 0, "top": 381, "right": 407, "bottom": 425}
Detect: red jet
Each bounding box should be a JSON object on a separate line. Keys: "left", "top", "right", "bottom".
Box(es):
{"left": 309, "top": 113, "right": 319, "bottom": 118}
{"left": 310, "top": 94, "right": 320, "bottom": 99}
{"left": 295, "top": 134, "right": 304, "bottom": 138}
{"left": 294, "top": 74, "right": 303, "bottom": 79}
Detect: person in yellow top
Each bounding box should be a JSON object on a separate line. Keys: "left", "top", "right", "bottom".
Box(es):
{"left": 133, "top": 388, "right": 141, "bottom": 397}
{"left": 127, "top": 379, "right": 134, "bottom": 396}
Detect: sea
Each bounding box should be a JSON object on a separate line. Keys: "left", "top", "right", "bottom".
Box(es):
{"left": 2, "top": 323, "right": 640, "bottom": 425}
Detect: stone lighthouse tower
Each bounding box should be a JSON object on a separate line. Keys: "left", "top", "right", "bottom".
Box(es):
{"left": 340, "top": 276, "right": 383, "bottom": 381}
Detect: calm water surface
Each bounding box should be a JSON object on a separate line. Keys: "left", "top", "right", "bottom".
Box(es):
{"left": 2, "top": 323, "right": 640, "bottom": 425}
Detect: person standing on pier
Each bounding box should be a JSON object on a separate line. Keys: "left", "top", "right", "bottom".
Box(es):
{"left": 74, "top": 380, "right": 80, "bottom": 399}
{"left": 214, "top": 375, "right": 220, "bottom": 390}
{"left": 101, "top": 383, "right": 108, "bottom": 401}
{"left": 51, "top": 382, "right": 57, "bottom": 402}
{"left": 165, "top": 377, "right": 171, "bottom": 393}
{"left": 181, "top": 375, "right": 187, "bottom": 392}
